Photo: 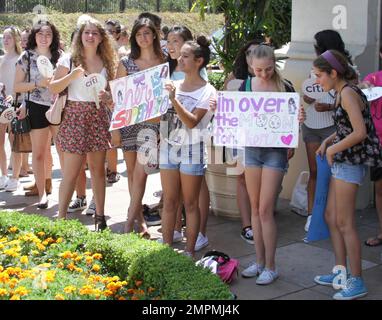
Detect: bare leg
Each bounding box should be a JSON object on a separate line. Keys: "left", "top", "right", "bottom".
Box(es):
{"left": 58, "top": 152, "right": 85, "bottom": 219}
{"left": 181, "top": 173, "right": 203, "bottom": 255}
{"left": 237, "top": 173, "right": 251, "bottom": 228}
{"left": 198, "top": 176, "right": 210, "bottom": 236}
{"left": 0, "top": 124, "right": 7, "bottom": 177}
{"left": 324, "top": 178, "right": 347, "bottom": 267}
{"left": 160, "top": 169, "right": 181, "bottom": 245}
{"left": 87, "top": 151, "right": 107, "bottom": 216}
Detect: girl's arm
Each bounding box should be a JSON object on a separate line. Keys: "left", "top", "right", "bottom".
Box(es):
{"left": 165, "top": 83, "right": 207, "bottom": 129}
{"left": 14, "top": 64, "right": 36, "bottom": 93}
{"left": 49, "top": 64, "right": 85, "bottom": 94}
{"left": 326, "top": 87, "right": 367, "bottom": 161}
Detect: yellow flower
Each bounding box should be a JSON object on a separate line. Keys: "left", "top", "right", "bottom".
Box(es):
{"left": 37, "top": 231, "right": 45, "bottom": 237}
{"left": 36, "top": 243, "right": 46, "bottom": 251}
{"left": 0, "top": 288, "right": 8, "bottom": 296}
{"left": 67, "top": 263, "right": 76, "bottom": 271}
{"left": 92, "top": 253, "right": 102, "bottom": 260}
{"left": 79, "top": 285, "right": 94, "bottom": 295}
{"left": 57, "top": 262, "right": 65, "bottom": 269}
{"left": 14, "top": 286, "right": 29, "bottom": 296}
{"left": 56, "top": 237, "right": 64, "bottom": 243}
{"left": 74, "top": 256, "right": 83, "bottom": 262}
{"left": 84, "top": 251, "right": 92, "bottom": 256}
{"left": 3, "top": 248, "right": 19, "bottom": 257}
{"left": 0, "top": 271, "right": 10, "bottom": 283}
{"left": 85, "top": 256, "right": 94, "bottom": 265}
{"left": 38, "top": 263, "right": 52, "bottom": 269}
{"left": 10, "top": 295, "right": 20, "bottom": 300}
{"left": 55, "top": 294, "right": 65, "bottom": 300}
{"left": 31, "top": 250, "right": 39, "bottom": 255}
{"left": 92, "top": 264, "right": 101, "bottom": 272}
{"left": 9, "top": 226, "right": 18, "bottom": 233}
{"left": 59, "top": 251, "right": 73, "bottom": 259}
{"left": 64, "top": 286, "right": 77, "bottom": 294}
{"left": 0, "top": 266, "right": 3, "bottom": 272}
{"left": 74, "top": 267, "right": 83, "bottom": 273}
{"left": 42, "top": 240, "right": 49, "bottom": 246}
{"left": 20, "top": 256, "right": 29, "bottom": 264}
{"left": 103, "top": 289, "right": 114, "bottom": 297}
{"left": 45, "top": 270, "right": 56, "bottom": 282}
{"left": 8, "top": 278, "right": 19, "bottom": 289}
{"left": 46, "top": 237, "right": 54, "bottom": 244}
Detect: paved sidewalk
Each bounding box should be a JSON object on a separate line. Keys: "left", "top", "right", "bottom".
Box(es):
{"left": 1, "top": 143, "right": 381, "bottom": 300}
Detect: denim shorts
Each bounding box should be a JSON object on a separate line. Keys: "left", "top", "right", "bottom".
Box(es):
{"left": 244, "top": 147, "right": 288, "bottom": 172}
{"left": 331, "top": 162, "right": 366, "bottom": 186}
{"left": 159, "top": 142, "right": 206, "bottom": 176}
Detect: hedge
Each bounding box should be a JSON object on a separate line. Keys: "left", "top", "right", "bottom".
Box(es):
{"left": 0, "top": 211, "right": 232, "bottom": 300}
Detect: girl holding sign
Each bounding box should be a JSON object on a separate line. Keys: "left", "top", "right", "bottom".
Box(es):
{"left": 159, "top": 25, "right": 210, "bottom": 251}
{"left": 116, "top": 18, "right": 165, "bottom": 237}
{"left": 313, "top": 50, "right": 382, "bottom": 300}
{"left": 162, "top": 36, "right": 216, "bottom": 257}
{"left": 14, "top": 20, "right": 61, "bottom": 208}
{"left": 0, "top": 26, "right": 22, "bottom": 192}
{"left": 49, "top": 16, "right": 117, "bottom": 230}
{"left": 241, "top": 44, "right": 304, "bottom": 285}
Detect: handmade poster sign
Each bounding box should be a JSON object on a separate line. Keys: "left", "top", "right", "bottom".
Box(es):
{"left": 213, "top": 91, "right": 300, "bottom": 148}
{"left": 109, "top": 63, "right": 170, "bottom": 131}
{"left": 37, "top": 55, "right": 54, "bottom": 78}
{"left": 362, "top": 87, "right": 382, "bottom": 102}
{"left": 82, "top": 73, "right": 107, "bottom": 109}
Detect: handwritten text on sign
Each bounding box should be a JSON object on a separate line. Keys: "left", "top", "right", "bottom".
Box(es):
{"left": 213, "top": 91, "right": 300, "bottom": 148}
{"left": 109, "top": 63, "right": 170, "bottom": 131}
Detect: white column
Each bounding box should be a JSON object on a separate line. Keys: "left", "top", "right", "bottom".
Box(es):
{"left": 281, "top": 0, "right": 381, "bottom": 209}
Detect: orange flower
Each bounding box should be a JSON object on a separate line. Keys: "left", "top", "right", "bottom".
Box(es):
{"left": 92, "top": 253, "right": 102, "bottom": 260}
{"left": 135, "top": 280, "right": 143, "bottom": 287}
{"left": 92, "top": 264, "right": 101, "bottom": 272}
{"left": 9, "top": 226, "right": 18, "bottom": 233}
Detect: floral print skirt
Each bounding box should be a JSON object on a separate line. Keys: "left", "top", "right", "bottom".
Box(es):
{"left": 56, "top": 100, "right": 111, "bottom": 155}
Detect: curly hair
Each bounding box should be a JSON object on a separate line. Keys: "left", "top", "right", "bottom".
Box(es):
{"left": 71, "top": 17, "right": 118, "bottom": 81}
{"left": 130, "top": 18, "right": 164, "bottom": 62}
{"left": 26, "top": 20, "right": 61, "bottom": 66}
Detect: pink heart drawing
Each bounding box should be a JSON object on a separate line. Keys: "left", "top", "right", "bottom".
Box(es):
{"left": 281, "top": 134, "right": 293, "bottom": 145}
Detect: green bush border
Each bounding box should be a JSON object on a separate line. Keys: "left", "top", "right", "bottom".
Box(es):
{"left": 0, "top": 211, "right": 232, "bottom": 300}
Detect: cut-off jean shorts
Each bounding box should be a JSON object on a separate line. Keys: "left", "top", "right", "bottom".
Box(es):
{"left": 244, "top": 147, "right": 288, "bottom": 173}
{"left": 159, "top": 141, "right": 206, "bottom": 176}
{"left": 331, "top": 162, "right": 367, "bottom": 186}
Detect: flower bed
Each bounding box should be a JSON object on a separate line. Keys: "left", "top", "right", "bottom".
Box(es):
{"left": 0, "top": 211, "right": 232, "bottom": 300}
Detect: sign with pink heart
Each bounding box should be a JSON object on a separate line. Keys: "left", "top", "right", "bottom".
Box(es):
{"left": 213, "top": 91, "right": 300, "bottom": 148}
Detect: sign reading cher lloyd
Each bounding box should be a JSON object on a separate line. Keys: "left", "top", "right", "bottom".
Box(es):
{"left": 213, "top": 91, "right": 300, "bottom": 148}
{"left": 109, "top": 63, "right": 170, "bottom": 131}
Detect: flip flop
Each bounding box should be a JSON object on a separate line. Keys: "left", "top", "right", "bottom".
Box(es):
{"left": 364, "top": 236, "right": 382, "bottom": 247}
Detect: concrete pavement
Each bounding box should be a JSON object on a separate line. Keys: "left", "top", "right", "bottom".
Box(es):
{"left": 1, "top": 142, "right": 381, "bottom": 300}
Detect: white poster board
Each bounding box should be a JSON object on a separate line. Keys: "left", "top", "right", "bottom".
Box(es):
{"left": 109, "top": 63, "right": 170, "bottom": 131}
{"left": 213, "top": 91, "right": 300, "bottom": 148}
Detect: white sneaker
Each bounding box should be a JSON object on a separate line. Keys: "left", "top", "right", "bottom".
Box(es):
{"left": 256, "top": 268, "right": 279, "bottom": 285}
{"left": 86, "top": 198, "right": 96, "bottom": 216}
{"left": 157, "top": 230, "right": 183, "bottom": 244}
{"left": 304, "top": 215, "right": 312, "bottom": 232}
{"left": 0, "top": 176, "right": 9, "bottom": 189}
{"left": 5, "top": 179, "right": 20, "bottom": 192}
{"left": 194, "top": 232, "right": 209, "bottom": 251}
{"left": 173, "top": 230, "right": 183, "bottom": 243}
{"left": 241, "top": 262, "right": 264, "bottom": 278}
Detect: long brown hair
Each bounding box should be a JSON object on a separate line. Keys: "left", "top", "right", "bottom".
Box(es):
{"left": 71, "top": 16, "right": 118, "bottom": 81}
{"left": 130, "top": 18, "right": 164, "bottom": 62}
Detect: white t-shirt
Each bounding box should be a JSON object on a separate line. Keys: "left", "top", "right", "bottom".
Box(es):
{"left": 164, "top": 82, "right": 216, "bottom": 146}
{"left": 57, "top": 53, "right": 108, "bottom": 102}
{"left": 0, "top": 54, "right": 19, "bottom": 98}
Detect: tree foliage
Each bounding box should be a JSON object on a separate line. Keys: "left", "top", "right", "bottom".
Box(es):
{"left": 192, "top": 0, "right": 291, "bottom": 74}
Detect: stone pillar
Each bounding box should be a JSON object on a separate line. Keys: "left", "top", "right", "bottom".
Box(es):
{"left": 281, "top": 0, "right": 381, "bottom": 209}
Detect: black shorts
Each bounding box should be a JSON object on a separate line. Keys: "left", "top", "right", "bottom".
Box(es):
{"left": 27, "top": 101, "right": 51, "bottom": 129}
{"left": 370, "top": 166, "right": 382, "bottom": 182}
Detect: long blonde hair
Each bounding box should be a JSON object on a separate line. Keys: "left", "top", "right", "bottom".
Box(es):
{"left": 252, "top": 44, "right": 286, "bottom": 92}
{"left": 71, "top": 16, "right": 118, "bottom": 81}
{"left": 3, "top": 26, "right": 22, "bottom": 55}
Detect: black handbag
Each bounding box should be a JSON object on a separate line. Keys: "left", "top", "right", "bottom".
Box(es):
{"left": 11, "top": 51, "right": 32, "bottom": 135}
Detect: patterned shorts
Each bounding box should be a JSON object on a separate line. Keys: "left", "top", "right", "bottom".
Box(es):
{"left": 56, "top": 100, "right": 111, "bottom": 155}
{"left": 120, "top": 123, "right": 159, "bottom": 153}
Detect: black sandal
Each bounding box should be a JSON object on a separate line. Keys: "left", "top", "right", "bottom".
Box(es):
{"left": 94, "top": 214, "right": 107, "bottom": 232}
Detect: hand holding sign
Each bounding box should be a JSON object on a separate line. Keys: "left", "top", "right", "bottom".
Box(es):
{"left": 82, "top": 74, "right": 107, "bottom": 109}
{"left": 37, "top": 56, "right": 54, "bottom": 78}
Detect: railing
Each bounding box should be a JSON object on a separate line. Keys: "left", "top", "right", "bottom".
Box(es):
{"left": 0, "top": 0, "right": 194, "bottom": 13}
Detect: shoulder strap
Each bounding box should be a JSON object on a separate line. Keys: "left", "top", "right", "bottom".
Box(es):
{"left": 245, "top": 76, "right": 252, "bottom": 92}
{"left": 26, "top": 50, "right": 31, "bottom": 101}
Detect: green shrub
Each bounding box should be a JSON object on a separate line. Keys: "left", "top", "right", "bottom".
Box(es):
{"left": 208, "top": 71, "right": 225, "bottom": 91}
{"left": 0, "top": 211, "right": 232, "bottom": 300}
